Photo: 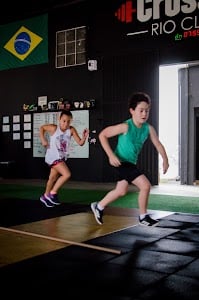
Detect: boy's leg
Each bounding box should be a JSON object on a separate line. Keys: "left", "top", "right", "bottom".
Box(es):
{"left": 99, "top": 180, "right": 128, "bottom": 208}
{"left": 132, "top": 174, "right": 151, "bottom": 215}
{"left": 91, "top": 180, "right": 128, "bottom": 225}
{"left": 132, "top": 175, "right": 159, "bottom": 226}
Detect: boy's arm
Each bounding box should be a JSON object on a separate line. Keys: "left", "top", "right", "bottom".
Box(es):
{"left": 149, "top": 125, "right": 169, "bottom": 174}
{"left": 99, "top": 123, "right": 127, "bottom": 167}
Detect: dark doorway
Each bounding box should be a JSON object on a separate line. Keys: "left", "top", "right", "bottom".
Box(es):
{"left": 179, "top": 63, "right": 199, "bottom": 185}
{"left": 195, "top": 109, "right": 199, "bottom": 180}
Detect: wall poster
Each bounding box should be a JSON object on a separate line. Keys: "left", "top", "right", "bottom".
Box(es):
{"left": 33, "top": 110, "right": 89, "bottom": 158}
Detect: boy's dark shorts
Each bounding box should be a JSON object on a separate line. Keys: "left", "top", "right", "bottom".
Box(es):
{"left": 115, "top": 162, "right": 143, "bottom": 184}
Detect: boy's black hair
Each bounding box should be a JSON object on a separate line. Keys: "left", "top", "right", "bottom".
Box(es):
{"left": 128, "top": 92, "right": 151, "bottom": 110}
{"left": 60, "top": 109, "right": 73, "bottom": 118}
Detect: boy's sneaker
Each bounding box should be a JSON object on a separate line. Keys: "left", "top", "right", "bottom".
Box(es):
{"left": 46, "top": 193, "right": 61, "bottom": 205}
{"left": 40, "top": 195, "right": 54, "bottom": 208}
{"left": 139, "top": 214, "right": 159, "bottom": 227}
{"left": 91, "top": 202, "right": 103, "bottom": 225}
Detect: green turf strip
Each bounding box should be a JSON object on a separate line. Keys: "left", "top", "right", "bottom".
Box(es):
{"left": 0, "top": 184, "right": 198, "bottom": 214}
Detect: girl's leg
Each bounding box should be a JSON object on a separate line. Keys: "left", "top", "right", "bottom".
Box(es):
{"left": 98, "top": 180, "right": 129, "bottom": 209}
{"left": 45, "top": 167, "right": 59, "bottom": 195}
{"left": 50, "top": 161, "right": 71, "bottom": 194}
{"left": 132, "top": 174, "right": 151, "bottom": 215}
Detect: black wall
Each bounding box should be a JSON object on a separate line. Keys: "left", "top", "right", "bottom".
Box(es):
{"left": 0, "top": 0, "right": 199, "bottom": 184}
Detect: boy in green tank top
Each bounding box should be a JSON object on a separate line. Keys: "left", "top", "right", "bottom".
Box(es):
{"left": 91, "top": 92, "right": 169, "bottom": 226}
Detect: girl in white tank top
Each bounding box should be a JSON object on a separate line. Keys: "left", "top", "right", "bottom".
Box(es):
{"left": 39, "top": 110, "right": 89, "bottom": 207}
{"left": 45, "top": 126, "right": 71, "bottom": 165}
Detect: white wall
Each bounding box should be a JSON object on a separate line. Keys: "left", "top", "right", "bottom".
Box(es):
{"left": 159, "top": 64, "right": 186, "bottom": 181}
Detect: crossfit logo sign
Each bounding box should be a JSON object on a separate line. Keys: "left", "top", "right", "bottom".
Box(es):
{"left": 115, "top": 0, "right": 199, "bottom": 39}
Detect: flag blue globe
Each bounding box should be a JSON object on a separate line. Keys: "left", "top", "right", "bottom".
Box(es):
{"left": 14, "top": 32, "right": 31, "bottom": 55}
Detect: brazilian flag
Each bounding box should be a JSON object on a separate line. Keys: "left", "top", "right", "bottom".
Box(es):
{"left": 0, "top": 14, "right": 48, "bottom": 71}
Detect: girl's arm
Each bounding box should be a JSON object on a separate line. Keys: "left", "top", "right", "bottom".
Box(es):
{"left": 39, "top": 124, "right": 57, "bottom": 147}
{"left": 71, "top": 127, "right": 89, "bottom": 146}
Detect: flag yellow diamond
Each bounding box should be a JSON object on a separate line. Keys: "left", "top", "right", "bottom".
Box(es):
{"left": 4, "top": 26, "right": 43, "bottom": 61}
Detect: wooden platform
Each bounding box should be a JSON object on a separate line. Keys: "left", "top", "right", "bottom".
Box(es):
{"left": 0, "top": 208, "right": 173, "bottom": 267}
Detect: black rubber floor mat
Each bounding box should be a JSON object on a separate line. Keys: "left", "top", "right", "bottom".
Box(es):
{"left": 161, "top": 212, "right": 199, "bottom": 223}
{"left": 0, "top": 213, "right": 199, "bottom": 299}
{"left": 0, "top": 197, "right": 89, "bottom": 226}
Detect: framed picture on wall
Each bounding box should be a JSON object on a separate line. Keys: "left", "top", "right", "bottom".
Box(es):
{"left": 3, "top": 116, "right": 9, "bottom": 124}
{"left": 13, "top": 115, "right": 20, "bottom": 123}
{"left": 24, "top": 114, "right": 31, "bottom": 122}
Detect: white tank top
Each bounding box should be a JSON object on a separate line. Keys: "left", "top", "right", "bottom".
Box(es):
{"left": 45, "top": 126, "right": 71, "bottom": 165}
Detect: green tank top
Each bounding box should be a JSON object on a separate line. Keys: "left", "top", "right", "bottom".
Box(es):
{"left": 114, "top": 119, "right": 149, "bottom": 164}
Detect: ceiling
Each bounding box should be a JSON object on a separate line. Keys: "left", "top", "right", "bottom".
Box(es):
{"left": 0, "top": 0, "right": 88, "bottom": 23}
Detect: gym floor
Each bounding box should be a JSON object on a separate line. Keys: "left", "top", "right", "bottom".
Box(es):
{"left": 0, "top": 180, "right": 199, "bottom": 299}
